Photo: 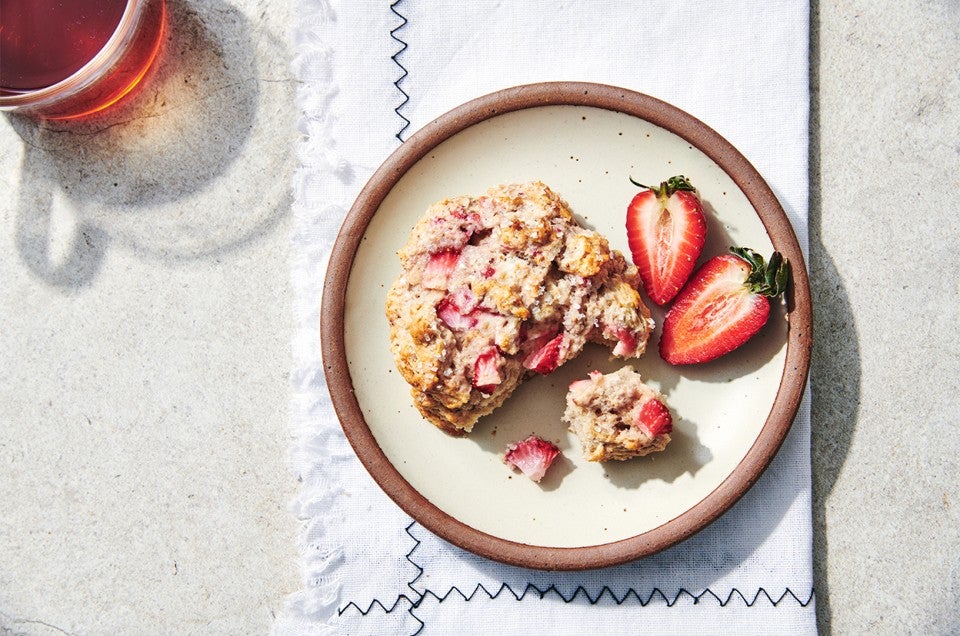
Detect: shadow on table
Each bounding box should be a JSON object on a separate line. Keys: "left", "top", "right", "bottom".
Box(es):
{"left": 808, "top": 2, "right": 862, "bottom": 633}
{"left": 6, "top": 0, "right": 291, "bottom": 291}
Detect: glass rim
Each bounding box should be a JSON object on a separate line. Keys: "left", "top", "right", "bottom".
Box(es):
{"left": 0, "top": 0, "right": 147, "bottom": 109}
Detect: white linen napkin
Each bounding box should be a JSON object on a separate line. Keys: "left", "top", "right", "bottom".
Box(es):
{"left": 277, "top": 1, "right": 814, "bottom": 634}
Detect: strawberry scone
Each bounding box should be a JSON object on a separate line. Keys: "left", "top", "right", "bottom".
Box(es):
{"left": 385, "top": 181, "right": 654, "bottom": 434}
{"left": 563, "top": 366, "right": 672, "bottom": 461}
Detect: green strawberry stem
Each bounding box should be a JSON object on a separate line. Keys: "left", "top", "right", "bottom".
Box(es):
{"left": 628, "top": 174, "right": 697, "bottom": 198}
{"left": 730, "top": 246, "right": 790, "bottom": 297}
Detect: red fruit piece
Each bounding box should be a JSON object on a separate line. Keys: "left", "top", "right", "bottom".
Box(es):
{"left": 635, "top": 399, "right": 673, "bottom": 437}
{"left": 568, "top": 370, "right": 602, "bottom": 395}
{"left": 437, "top": 297, "right": 478, "bottom": 330}
{"left": 611, "top": 327, "right": 638, "bottom": 357}
{"left": 437, "top": 287, "right": 482, "bottom": 331}
{"left": 504, "top": 435, "right": 561, "bottom": 483}
{"left": 568, "top": 378, "right": 592, "bottom": 393}
{"left": 522, "top": 332, "right": 565, "bottom": 374}
{"left": 422, "top": 250, "right": 460, "bottom": 289}
{"left": 446, "top": 286, "right": 479, "bottom": 313}
{"left": 472, "top": 346, "right": 503, "bottom": 394}
{"left": 660, "top": 247, "right": 790, "bottom": 365}
{"left": 626, "top": 175, "right": 707, "bottom": 305}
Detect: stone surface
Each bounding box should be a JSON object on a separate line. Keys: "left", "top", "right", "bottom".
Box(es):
{"left": 810, "top": 1, "right": 960, "bottom": 633}
{"left": 1, "top": 0, "right": 959, "bottom": 634}
{"left": 0, "top": 0, "right": 298, "bottom": 633}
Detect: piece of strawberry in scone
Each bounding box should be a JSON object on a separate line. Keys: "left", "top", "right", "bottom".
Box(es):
{"left": 563, "top": 366, "right": 672, "bottom": 462}
{"left": 385, "top": 182, "right": 655, "bottom": 435}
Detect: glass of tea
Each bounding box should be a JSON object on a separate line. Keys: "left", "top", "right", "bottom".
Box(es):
{"left": 0, "top": 0, "right": 166, "bottom": 119}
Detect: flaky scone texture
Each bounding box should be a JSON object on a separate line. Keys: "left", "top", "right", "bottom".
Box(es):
{"left": 385, "top": 182, "right": 654, "bottom": 434}
{"left": 563, "top": 366, "right": 672, "bottom": 461}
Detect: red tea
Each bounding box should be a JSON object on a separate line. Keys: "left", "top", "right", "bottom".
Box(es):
{"left": 0, "top": 0, "right": 165, "bottom": 118}
{"left": 1, "top": 0, "right": 127, "bottom": 93}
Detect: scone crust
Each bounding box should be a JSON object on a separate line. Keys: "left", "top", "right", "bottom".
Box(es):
{"left": 386, "top": 182, "right": 654, "bottom": 433}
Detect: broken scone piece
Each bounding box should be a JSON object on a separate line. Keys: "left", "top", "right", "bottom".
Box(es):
{"left": 386, "top": 181, "right": 654, "bottom": 435}
{"left": 564, "top": 366, "right": 672, "bottom": 461}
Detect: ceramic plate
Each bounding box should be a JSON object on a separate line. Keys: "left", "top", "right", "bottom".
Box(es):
{"left": 322, "top": 83, "right": 811, "bottom": 570}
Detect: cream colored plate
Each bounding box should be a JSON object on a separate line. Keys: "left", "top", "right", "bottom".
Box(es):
{"left": 324, "top": 84, "right": 810, "bottom": 569}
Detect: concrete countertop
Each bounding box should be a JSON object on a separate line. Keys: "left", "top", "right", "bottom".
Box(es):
{"left": 1, "top": 0, "right": 298, "bottom": 632}
{"left": 1, "top": 1, "right": 957, "bottom": 634}
{"left": 809, "top": 2, "right": 959, "bottom": 633}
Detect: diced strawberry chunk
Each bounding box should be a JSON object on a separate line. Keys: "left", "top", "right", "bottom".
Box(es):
{"left": 522, "top": 324, "right": 556, "bottom": 345}
{"left": 635, "top": 399, "right": 672, "bottom": 437}
{"left": 504, "top": 435, "right": 561, "bottom": 483}
{"left": 437, "top": 297, "right": 478, "bottom": 330}
{"left": 568, "top": 378, "right": 593, "bottom": 392}
{"left": 446, "top": 287, "right": 479, "bottom": 313}
{"left": 472, "top": 346, "right": 503, "bottom": 394}
{"left": 522, "top": 332, "right": 565, "bottom": 374}
{"left": 568, "top": 370, "right": 603, "bottom": 393}
{"left": 482, "top": 266, "right": 496, "bottom": 278}
{"left": 611, "top": 327, "right": 638, "bottom": 357}
{"left": 422, "top": 250, "right": 460, "bottom": 289}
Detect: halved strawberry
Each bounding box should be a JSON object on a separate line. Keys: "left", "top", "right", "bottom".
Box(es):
{"left": 522, "top": 332, "right": 565, "bottom": 374}
{"left": 472, "top": 346, "right": 503, "bottom": 394}
{"left": 660, "top": 247, "right": 790, "bottom": 365}
{"left": 504, "top": 435, "right": 561, "bottom": 482}
{"left": 635, "top": 399, "right": 673, "bottom": 436}
{"left": 422, "top": 250, "right": 460, "bottom": 289}
{"left": 626, "top": 175, "right": 707, "bottom": 305}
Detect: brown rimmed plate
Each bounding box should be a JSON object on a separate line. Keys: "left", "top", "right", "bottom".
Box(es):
{"left": 321, "top": 82, "right": 811, "bottom": 570}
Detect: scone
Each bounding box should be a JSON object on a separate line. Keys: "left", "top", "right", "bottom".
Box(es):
{"left": 385, "top": 181, "right": 654, "bottom": 434}
{"left": 563, "top": 366, "right": 672, "bottom": 461}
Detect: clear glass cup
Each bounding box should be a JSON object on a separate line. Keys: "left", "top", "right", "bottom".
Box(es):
{"left": 0, "top": 0, "right": 166, "bottom": 120}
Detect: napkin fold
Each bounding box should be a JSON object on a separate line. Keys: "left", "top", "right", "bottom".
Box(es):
{"left": 278, "top": 1, "right": 814, "bottom": 633}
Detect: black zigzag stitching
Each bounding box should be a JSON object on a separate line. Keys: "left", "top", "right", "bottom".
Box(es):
{"left": 340, "top": 521, "right": 814, "bottom": 635}
{"left": 337, "top": 522, "right": 426, "bottom": 634}
{"left": 412, "top": 581, "right": 815, "bottom": 608}
{"left": 337, "top": 595, "right": 424, "bottom": 635}
{"left": 404, "top": 521, "right": 425, "bottom": 598}
{"left": 389, "top": 0, "right": 411, "bottom": 142}
{"left": 403, "top": 522, "right": 814, "bottom": 635}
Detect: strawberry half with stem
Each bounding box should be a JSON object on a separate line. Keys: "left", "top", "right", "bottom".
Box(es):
{"left": 626, "top": 175, "right": 707, "bottom": 305}
{"left": 660, "top": 247, "right": 790, "bottom": 365}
